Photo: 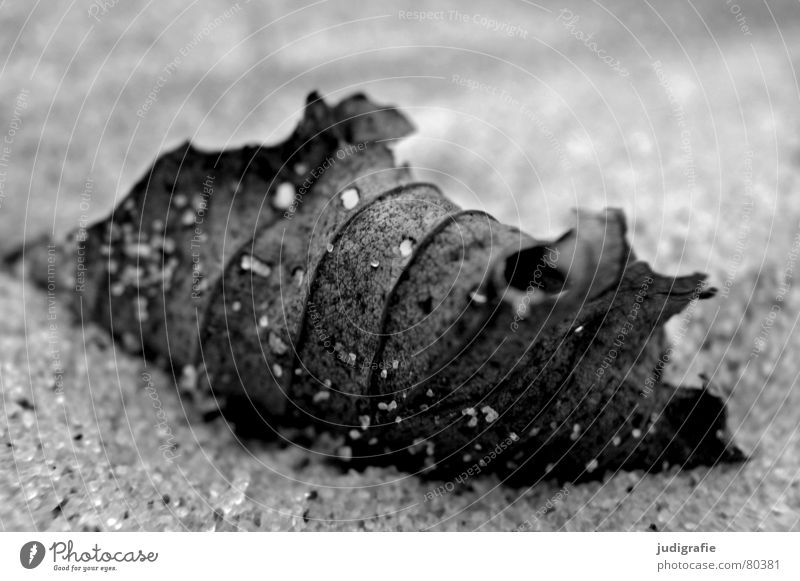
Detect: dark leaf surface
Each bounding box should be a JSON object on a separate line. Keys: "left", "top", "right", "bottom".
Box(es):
{"left": 36, "top": 93, "right": 742, "bottom": 482}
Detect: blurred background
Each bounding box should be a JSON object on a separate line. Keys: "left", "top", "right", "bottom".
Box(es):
{"left": 1, "top": 0, "right": 799, "bottom": 531}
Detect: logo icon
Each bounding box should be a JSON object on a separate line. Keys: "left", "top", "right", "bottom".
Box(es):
{"left": 20, "top": 541, "right": 46, "bottom": 569}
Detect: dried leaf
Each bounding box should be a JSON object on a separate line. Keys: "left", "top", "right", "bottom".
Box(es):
{"left": 25, "top": 92, "right": 743, "bottom": 481}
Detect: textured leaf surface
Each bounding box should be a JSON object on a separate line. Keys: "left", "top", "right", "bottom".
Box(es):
{"left": 37, "top": 93, "right": 742, "bottom": 482}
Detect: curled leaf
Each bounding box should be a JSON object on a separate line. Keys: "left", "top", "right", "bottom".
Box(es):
{"left": 24, "top": 92, "right": 743, "bottom": 481}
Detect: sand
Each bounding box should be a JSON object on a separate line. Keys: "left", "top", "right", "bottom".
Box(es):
{"left": 1, "top": 0, "right": 799, "bottom": 531}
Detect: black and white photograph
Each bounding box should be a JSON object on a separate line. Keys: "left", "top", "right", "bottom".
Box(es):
{"left": 0, "top": 0, "right": 798, "bottom": 577}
